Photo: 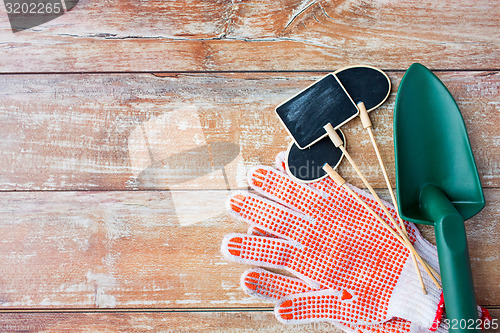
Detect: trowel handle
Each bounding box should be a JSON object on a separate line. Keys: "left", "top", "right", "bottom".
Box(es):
{"left": 421, "top": 185, "right": 479, "bottom": 332}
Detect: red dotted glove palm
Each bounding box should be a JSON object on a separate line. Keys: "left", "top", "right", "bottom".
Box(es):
{"left": 221, "top": 155, "right": 444, "bottom": 330}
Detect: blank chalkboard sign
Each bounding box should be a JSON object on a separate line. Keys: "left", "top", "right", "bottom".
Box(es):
{"left": 276, "top": 74, "right": 358, "bottom": 149}
{"left": 335, "top": 66, "right": 391, "bottom": 111}
{"left": 286, "top": 129, "right": 345, "bottom": 183}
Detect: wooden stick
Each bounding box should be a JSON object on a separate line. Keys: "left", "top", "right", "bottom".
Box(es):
{"left": 323, "top": 164, "right": 442, "bottom": 290}
{"left": 358, "top": 102, "right": 428, "bottom": 294}
{"left": 358, "top": 102, "right": 406, "bottom": 232}
{"left": 358, "top": 102, "right": 441, "bottom": 283}
{"left": 324, "top": 123, "right": 409, "bottom": 240}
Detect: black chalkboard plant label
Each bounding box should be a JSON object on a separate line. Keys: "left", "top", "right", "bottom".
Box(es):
{"left": 285, "top": 129, "right": 345, "bottom": 183}
{"left": 282, "top": 65, "right": 391, "bottom": 183}
{"left": 275, "top": 73, "right": 358, "bottom": 149}
{"left": 334, "top": 65, "right": 391, "bottom": 112}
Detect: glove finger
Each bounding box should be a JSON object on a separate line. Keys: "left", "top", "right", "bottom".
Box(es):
{"left": 247, "top": 165, "right": 328, "bottom": 218}
{"left": 243, "top": 268, "right": 358, "bottom": 333}
{"left": 241, "top": 268, "right": 432, "bottom": 333}
{"left": 221, "top": 233, "right": 295, "bottom": 270}
{"left": 227, "top": 191, "right": 312, "bottom": 244}
{"left": 275, "top": 289, "right": 358, "bottom": 326}
{"left": 242, "top": 267, "right": 423, "bottom": 333}
{"left": 274, "top": 151, "right": 410, "bottom": 239}
{"left": 241, "top": 268, "right": 315, "bottom": 301}
{"left": 257, "top": 157, "right": 412, "bottom": 242}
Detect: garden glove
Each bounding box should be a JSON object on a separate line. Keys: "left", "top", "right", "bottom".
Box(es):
{"left": 244, "top": 226, "right": 491, "bottom": 333}
{"left": 221, "top": 157, "right": 444, "bottom": 329}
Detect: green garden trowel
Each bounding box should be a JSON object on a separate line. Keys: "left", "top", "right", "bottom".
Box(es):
{"left": 394, "top": 63, "right": 485, "bottom": 332}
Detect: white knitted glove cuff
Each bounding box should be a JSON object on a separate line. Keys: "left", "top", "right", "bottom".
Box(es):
{"left": 387, "top": 253, "right": 444, "bottom": 330}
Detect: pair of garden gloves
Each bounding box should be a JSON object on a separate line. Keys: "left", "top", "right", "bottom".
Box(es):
{"left": 221, "top": 152, "right": 490, "bottom": 333}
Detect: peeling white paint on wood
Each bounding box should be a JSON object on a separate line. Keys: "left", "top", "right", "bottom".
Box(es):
{"left": 0, "top": 0, "right": 497, "bottom": 330}
{"left": 0, "top": 71, "right": 497, "bottom": 190}
{"left": 86, "top": 271, "right": 117, "bottom": 308}
{"left": 0, "top": 0, "right": 498, "bottom": 71}
{"left": 0, "top": 189, "right": 497, "bottom": 309}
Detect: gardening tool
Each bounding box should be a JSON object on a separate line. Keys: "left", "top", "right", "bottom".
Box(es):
{"left": 394, "top": 63, "right": 485, "bottom": 332}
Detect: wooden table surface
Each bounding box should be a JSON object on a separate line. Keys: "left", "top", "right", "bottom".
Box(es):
{"left": 0, "top": 0, "right": 498, "bottom": 331}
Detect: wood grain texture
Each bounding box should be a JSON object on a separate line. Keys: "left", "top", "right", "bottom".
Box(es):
{"left": 0, "top": 71, "right": 498, "bottom": 191}
{"left": 1, "top": 1, "right": 499, "bottom": 327}
{"left": 0, "top": 0, "right": 498, "bottom": 72}
{"left": 1, "top": 309, "right": 499, "bottom": 333}
{"left": 0, "top": 311, "right": 345, "bottom": 332}
{"left": 0, "top": 189, "right": 497, "bottom": 309}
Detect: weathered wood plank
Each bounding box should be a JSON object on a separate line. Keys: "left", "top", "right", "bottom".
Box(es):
{"left": 0, "top": 71, "right": 498, "bottom": 191}
{"left": 1, "top": 309, "right": 498, "bottom": 333}
{"left": 1, "top": 309, "right": 499, "bottom": 333}
{"left": 0, "top": 0, "right": 498, "bottom": 72}
{"left": 0, "top": 310, "right": 345, "bottom": 332}
{"left": 0, "top": 189, "right": 497, "bottom": 309}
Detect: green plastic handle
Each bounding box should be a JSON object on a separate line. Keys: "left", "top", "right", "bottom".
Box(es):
{"left": 420, "top": 184, "right": 479, "bottom": 332}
